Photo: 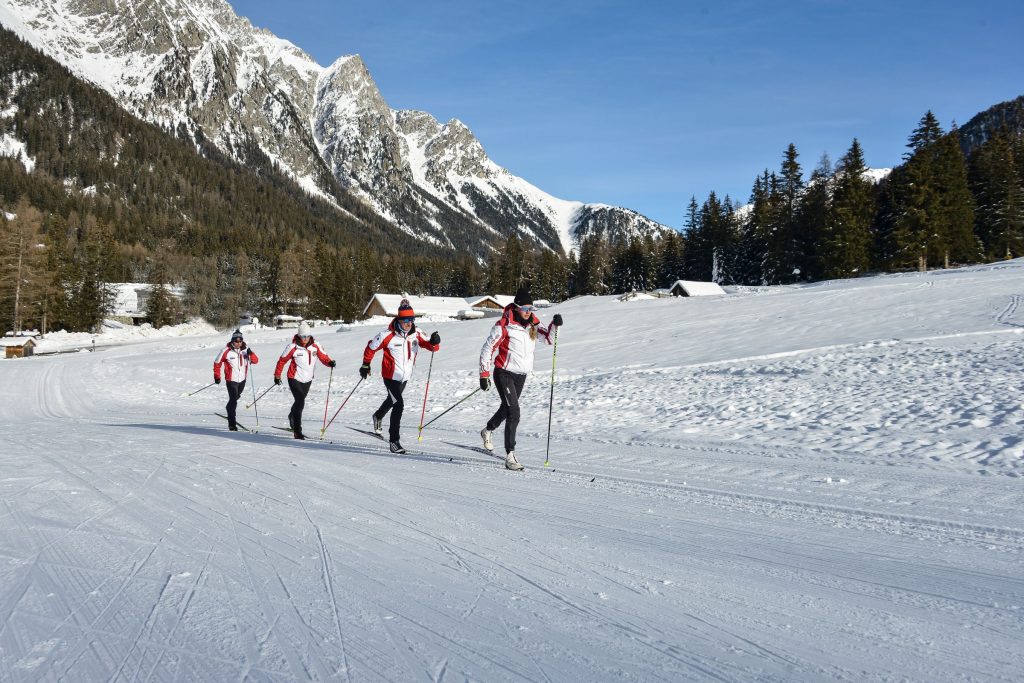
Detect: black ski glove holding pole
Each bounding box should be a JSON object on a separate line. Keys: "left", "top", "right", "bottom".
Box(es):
{"left": 552, "top": 314, "right": 563, "bottom": 326}
{"left": 328, "top": 360, "right": 337, "bottom": 368}
{"left": 214, "top": 377, "right": 221, "bottom": 384}
{"left": 359, "top": 364, "right": 370, "bottom": 379}
{"left": 479, "top": 376, "right": 490, "bottom": 391}
{"left": 274, "top": 375, "right": 282, "bottom": 385}
{"left": 430, "top": 331, "right": 441, "bottom": 346}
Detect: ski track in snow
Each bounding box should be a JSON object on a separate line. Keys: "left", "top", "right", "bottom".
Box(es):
{"left": 2, "top": 262, "right": 1024, "bottom": 680}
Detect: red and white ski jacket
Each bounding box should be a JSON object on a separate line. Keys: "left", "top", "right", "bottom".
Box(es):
{"left": 274, "top": 336, "right": 333, "bottom": 383}
{"left": 213, "top": 343, "right": 258, "bottom": 382}
{"left": 479, "top": 305, "right": 556, "bottom": 377}
{"left": 362, "top": 320, "right": 439, "bottom": 382}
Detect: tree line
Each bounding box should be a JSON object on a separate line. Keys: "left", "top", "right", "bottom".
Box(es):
{"left": 521, "top": 109, "right": 1023, "bottom": 297}
{"left": 679, "top": 111, "right": 1023, "bottom": 286}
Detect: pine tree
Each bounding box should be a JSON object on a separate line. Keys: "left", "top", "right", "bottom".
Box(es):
{"left": 892, "top": 113, "right": 945, "bottom": 270}
{"left": 145, "top": 283, "right": 182, "bottom": 328}
{"left": 969, "top": 130, "right": 1024, "bottom": 258}
{"left": 933, "top": 127, "right": 979, "bottom": 266}
{"left": 63, "top": 216, "right": 115, "bottom": 331}
{"left": 906, "top": 111, "right": 943, "bottom": 156}
{"left": 681, "top": 196, "right": 704, "bottom": 280}
{"left": 574, "top": 234, "right": 609, "bottom": 295}
{"left": 793, "top": 154, "right": 831, "bottom": 281}
{"left": 824, "top": 139, "right": 875, "bottom": 278}
{"left": 734, "top": 173, "right": 773, "bottom": 285}
{"left": 763, "top": 144, "right": 804, "bottom": 283}
{"left": 0, "top": 198, "right": 46, "bottom": 334}
{"left": 657, "top": 230, "right": 685, "bottom": 288}
{"left": 891, "top": 113, "right": 979, "bottom": 270}
{"left": 487, "top": 233, "right": 528, "bottom": 295}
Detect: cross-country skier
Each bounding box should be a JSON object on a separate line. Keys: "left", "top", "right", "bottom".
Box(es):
{"left": 479, "top": 287, "right": 562, "bottom": 470}
{"left": 213, "top": 328, "right": 258, "bottom": 431}
{"left": 273, "top": 321, "right": 335, "bottom": 440}
{"left": 360, "top": 299, "right": 440, "bottom": 454}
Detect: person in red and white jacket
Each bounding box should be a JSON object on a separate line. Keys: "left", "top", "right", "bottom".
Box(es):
{"left": 273, "top": 321, "right": 335, "bottom": 440}
{"left": 213, "top": 329, "right": 259, "bottom": 431}
{"left": 361, "top": 299, "right": 440, "bottom": 453}
{"left": 479, "top": 287, "right": 562, "bottom": 470}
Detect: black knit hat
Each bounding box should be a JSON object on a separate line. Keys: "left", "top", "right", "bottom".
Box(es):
{"left": 230, "top": 329, "right": 244, "bottom": 341}
{"left": 397, "top": 298, "right": 416, "bottom": 318}
{"left": 513, "top": 287, "right": 533, "bottom": 307}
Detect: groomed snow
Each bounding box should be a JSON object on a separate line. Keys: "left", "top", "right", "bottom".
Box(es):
{"left": 2, "top": 262, "right": 1023, "bottom": 680}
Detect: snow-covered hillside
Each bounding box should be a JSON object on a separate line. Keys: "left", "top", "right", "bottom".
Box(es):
{"left": 2, "top": 263, "right": 1023, "bottom": 680}
{"left": 0, "top": 0, "right": 668, "bottom": 254}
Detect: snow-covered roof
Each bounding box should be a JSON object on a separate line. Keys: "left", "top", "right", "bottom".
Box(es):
{"left": 669, "top": 280, "right": 726, "bottom": 296}
{"left": 362, "top": 294, "right": 479, "bottom": 318}
{"left": 0, "top": 337, "right": 36, "bottom": 347}
{"left": 465, "top": 294, "right": 515, "bottom": 308}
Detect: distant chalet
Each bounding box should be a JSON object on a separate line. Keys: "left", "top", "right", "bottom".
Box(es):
{"left": 362, "top": 294, "right": 515, "bottom": 320}
{"left": 666, "top": 280, "right": 726, "bottom": 297}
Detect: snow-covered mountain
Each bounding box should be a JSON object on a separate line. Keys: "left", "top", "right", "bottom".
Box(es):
{"left": 0, "top": 0, "right": 669, "bottom": 254}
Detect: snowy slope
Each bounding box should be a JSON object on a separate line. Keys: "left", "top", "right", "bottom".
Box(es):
{"left": 2, "top": 263, "right": 1023, "bottom": 680}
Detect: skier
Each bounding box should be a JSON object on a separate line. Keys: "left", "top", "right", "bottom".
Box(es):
{"left": 479, "top": 287, "right": 562, "bottom": 470}
{"left": 360, "top": 299, "right": 440, "bottom": 454}
{"left": 273, "top": 321, "right": 335, "bottom": 439}
{"left": 213, "top": 329, "right": 258, "bottom": 431}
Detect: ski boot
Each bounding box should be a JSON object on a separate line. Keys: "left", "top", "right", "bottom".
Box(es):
{"left": 504, "top": 451, "right": 524, "bottom": 471}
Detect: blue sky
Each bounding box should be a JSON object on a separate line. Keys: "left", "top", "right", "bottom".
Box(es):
{"left": 232, "top": 0, "right": 1023, "bottom": 230}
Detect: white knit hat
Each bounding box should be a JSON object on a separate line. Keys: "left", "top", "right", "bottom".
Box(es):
{"left": 297, "top": 321, "right": 312, "bottom": 337}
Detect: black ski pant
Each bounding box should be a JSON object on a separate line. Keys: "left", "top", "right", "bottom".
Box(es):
{"left": 374, "top": 378, "right": 407, "bottom": 442}
{"left": 225, "top": 380, "right": 246, "bottom": 428}
{"left": 287, "top": 377, "right": 312, "bottom": 435}
{"left": 486, "top": 368, "right": 527, "bottom": 454}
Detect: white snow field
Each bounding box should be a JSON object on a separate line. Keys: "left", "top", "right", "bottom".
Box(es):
{"left": 2, "top": 262, "right": 1024, "bottom": 682}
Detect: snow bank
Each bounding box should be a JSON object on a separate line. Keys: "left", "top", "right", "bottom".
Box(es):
{"left": 33, "top": 318, "right": 218, "bottom": 354}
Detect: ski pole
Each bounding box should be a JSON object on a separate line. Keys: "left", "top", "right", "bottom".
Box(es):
{"left": 185, "top": 381, "right": 216, "bottom": 397}
{"left": 249, "top": 367, "right": 260, "bottom": 428}
{"left": 322, "top": 366, "right": 334, "bottom": 433}
{"left": 544, "top": 327, "right": 560, "bottom": 467}
{"left": 321, "top": 376, "right": 364, "bottom": 437}
{"left": 419, "top": 387, "right": 481, "bottom": 432}
{"left": 246, "top": 383, "right": 275, "bottom": 410}
{"left": 417, "top": 351, "right": 435, "bottom": 442}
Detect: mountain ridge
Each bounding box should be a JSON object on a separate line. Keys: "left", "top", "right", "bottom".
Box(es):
{"left": 0, "top": 0, "right": 669, "bottom": 255}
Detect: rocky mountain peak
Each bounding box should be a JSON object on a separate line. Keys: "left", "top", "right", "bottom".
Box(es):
{"left": 0, "top": 0, "right": 671, "bottom": 255}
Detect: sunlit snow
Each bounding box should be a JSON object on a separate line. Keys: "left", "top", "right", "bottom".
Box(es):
{"left": 2, "top": 262, "right": 1022, "bottom": 680}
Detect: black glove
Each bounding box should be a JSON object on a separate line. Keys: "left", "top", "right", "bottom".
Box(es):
{"left": 429, "top": 331, "right": 441, "bottom": 346}
{"left": 480, "top": 376, "right": 491, "bottom": 391}
{"left": 359, "top": 364, "right": 370, "bottom": 379}
{"left": 274, "top": 376, "right": 282, "bottom": 386}
{"left": 552, "top": 314, "right": 563, "bottom": 327}
{"left": 214, "top": 377, "right": 221, "bottom": 385}
{"left": 328, "top": 360, "right": 337, "bottom": 368}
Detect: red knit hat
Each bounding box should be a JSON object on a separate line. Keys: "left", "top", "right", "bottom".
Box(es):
{"left": 397, "top": 298, "right": 416, "bottom": 318}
